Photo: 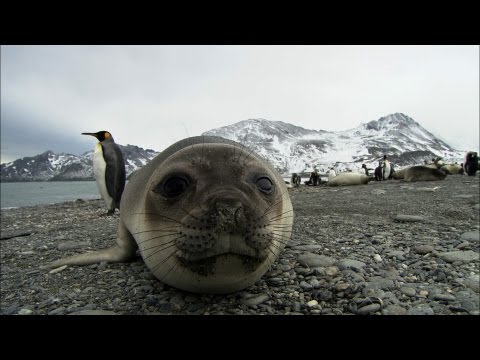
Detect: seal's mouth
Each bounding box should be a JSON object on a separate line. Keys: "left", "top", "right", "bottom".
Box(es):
{"left": 176, "top": 253, "right": 264, "bottom": 276}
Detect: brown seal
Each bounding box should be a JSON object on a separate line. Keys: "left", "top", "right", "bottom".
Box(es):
{"left": 403, "top": 165, "right": 447, "bottom": 182}
{"left": 46, "top": 136, "right": 294, "bottom": 294}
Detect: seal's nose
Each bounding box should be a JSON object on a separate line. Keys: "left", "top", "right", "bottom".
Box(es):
{"left": 215, "top": 198, "right": 246, "bottom": 230}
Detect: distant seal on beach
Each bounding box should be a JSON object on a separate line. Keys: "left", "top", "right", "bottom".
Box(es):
{"left": 392, "top": 166, "right": 410, "bottom": 180}
{"left": 403, "top": 165, "right": 447, "bottom": 182}
{"left": 45, "top": 136, "right": 293, "bottom": 294}
{"left": 327, "top": 172, "right": 372, "bottom": 186}
{"left": 440, "top": 164, "right": 464, "bottom": 175}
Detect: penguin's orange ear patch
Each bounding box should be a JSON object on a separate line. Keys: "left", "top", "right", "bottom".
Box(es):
{"left": 105, "top": 132, "right": 111, "bottom": 139}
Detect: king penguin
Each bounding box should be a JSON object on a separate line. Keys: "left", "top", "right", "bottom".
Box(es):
{"left": 82, "top": 131, "right": 126, "bottom": 215}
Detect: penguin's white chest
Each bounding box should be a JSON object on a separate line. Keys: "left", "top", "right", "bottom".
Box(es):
{"left": 383, "top": 161, "right": 391, "bottom": 180}
{"left": 93, "top": 143, "right": 114, "bottom": 209}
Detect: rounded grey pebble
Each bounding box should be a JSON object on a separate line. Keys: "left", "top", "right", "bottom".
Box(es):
{"left": 414, "top": 245, "right": 434, "bottom": 255}
{"left": 336, "top": 259, "right": 366, "bottom": 272}
{"left": 436, "top": 250, "right": 478, "bottom": 263}
{"left": 460, "top": 231, "right": 480, "bottom": 242}
{"left": 242, "top": 294, "right": 270, "bottom": 307}
{"left": 300, "top": 281, "right": 313, "bottom": 290}
{"left": 382, "top": 305, "right": 407, "bottom": 315}
{"left": 433, "top": 294, "right": 456, "bottom": 301}
{"left": 356, "top": 303, "right": 381, "bottom": 315}
{"left": 69, "top": 310, "right": 117, "bottom": 315}
{"left": 298, "top": 253, "right": 337, "bottom": 267}
{"left": 48, "top": 306, "right": 67, "bottom": 315}
{"left": 400, "top": 287, "right": 416, "bottom": 297}
{"left": 18, "top": 308, "right": 34, "bottom": 315}
{"left": 407, "top": 305, "right": 434, "bottom": 315}
{"left": 394, "top": 215, "right": 425, "bottom": 222}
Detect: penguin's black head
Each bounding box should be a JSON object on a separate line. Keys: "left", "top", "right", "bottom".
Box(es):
{"left": 82, "top": 131, "right": 112, "bottom": 142}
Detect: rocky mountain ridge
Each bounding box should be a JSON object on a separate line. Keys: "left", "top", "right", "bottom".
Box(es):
{"left": 1, "top": 113, "right": 467, "bottom": 181}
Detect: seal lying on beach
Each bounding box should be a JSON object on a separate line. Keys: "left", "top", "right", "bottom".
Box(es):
{"left": 327, "top": 172, "right": 372, "bottom": 186}
{"left": 46, "top": 136, "right": 294, "bottom": 294}
{"left": 403, "top": 165, "right": 447, "bottom": 182}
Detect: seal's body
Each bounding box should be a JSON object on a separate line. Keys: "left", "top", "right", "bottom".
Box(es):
{"left": 403, "top": 165, "right": 447, "bottom": 182}
{"left": 392, "top": 167, "right": 410, "bottom": 180}
{"left": 82, "top": 131, "right": 126, "bottom": 215}
{"left": 327, "top": 172, "right": 372, "bottom": 186}
{"left": 440, "top": 164, "right": 464, "bottom": 175}
{"left": 48, "top": 136, "right": 293, "bottom": 294}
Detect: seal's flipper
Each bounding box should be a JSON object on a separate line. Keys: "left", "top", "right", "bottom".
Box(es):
{"left": 43, "top": 220, "right": 137, "bottom": 269}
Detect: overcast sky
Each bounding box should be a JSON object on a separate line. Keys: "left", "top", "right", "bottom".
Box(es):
{"left": 1, "top": 45, "right": 478, "bottom": 164}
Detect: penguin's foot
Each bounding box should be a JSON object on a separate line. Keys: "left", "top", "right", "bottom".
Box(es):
{"left": 100, "top": 210, "right": 116, "bottom": 217}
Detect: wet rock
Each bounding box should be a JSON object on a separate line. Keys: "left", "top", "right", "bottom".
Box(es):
{"left": 57, "top": 241, "right": 90, "bottom": 250}
{"left": 298, "top": 253, "right": 337, "bottom": 267}
{"left": 463, "top": 274, "right": 479, "bottom": 293}
{"left": 407, "top": 304, "right": 434, "bottom": 315}
{"left": 69, "top": 310, "right": 117, "bottom": 315}
{"left": 460, "top": 231, "right": 479, "bottom": 242}
{"left": 436, "top": 250, "right": 478, "bottom": 263}
{"left": 336, "top": 259, "right": 366, "bottom": 272}
{"left": 382, "top": 305, "right": 407, "bottom": 315}
{"left": 394, "top": 215, "right": 425, "bottom": 222}
{"left": 414, "top": 245, "right": 434, "bottom": 255}
{"left": 242, "top": 294, "right": 269, "bottom": 307}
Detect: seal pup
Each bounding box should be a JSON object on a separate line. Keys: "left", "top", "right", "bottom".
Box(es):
{"left": 327, "top": 172, "right": 372, "bottom": 186}
{"left": 46, "top": 136, "right": 294, "bottom": 294}
{"left": 403, "top": 165, "right": 447, "bottom": 182}
{"left": 82, "top": 131, "right": 126, "bottom": 215}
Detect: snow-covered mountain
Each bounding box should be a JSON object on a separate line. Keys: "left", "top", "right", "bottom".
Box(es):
{"left": 0, "top": 113, "right": 468, "bottom": 181}
{"left": 0, "top": 145, "right": 159, "bottom": 182}
{"left": 203, "top": 113, "right": 465, "bottom": 174}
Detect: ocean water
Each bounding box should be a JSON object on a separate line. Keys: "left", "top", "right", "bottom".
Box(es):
{"left": 0, "top": 181, "right": 101, "bottom": 209}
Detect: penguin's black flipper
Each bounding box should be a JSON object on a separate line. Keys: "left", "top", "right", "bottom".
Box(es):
{"left": 102, "top": 143, "right": 126, "bottom": 209}
{"left": 113, "top": 145, "right": 126, "bottom": 207}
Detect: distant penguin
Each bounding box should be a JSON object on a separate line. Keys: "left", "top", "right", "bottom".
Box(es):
{"left": 382, "top": 155, "right": 392, "bottom": 180}
{"left": 361, "top": 164, "right": 374, "bottom": 176}
{"left": 464, "top": 151, "right": 478, "bottom": 176}
{"left": 82, "top": 131, "right": 126, "bottom": 215}
{"left": 374, "top": 161, "right": 383, "bottom": 181}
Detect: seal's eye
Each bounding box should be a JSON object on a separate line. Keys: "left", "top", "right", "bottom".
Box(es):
{"left": 154, "top": 175, "right": 190, "bottom": 198}
{"left": 256, "top": 176, "right": 273, "bottom": 194}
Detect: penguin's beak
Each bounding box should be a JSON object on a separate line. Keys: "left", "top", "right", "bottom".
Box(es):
{"left": 82, "top": 132, "right": 98, "bottom": 139}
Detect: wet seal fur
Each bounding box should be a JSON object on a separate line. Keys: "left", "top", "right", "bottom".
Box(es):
{"left": 403, "top": 165, "right": 447, "bottom": 182}
{"left": 46, "top": 136, "right": 294, "bottom": 294}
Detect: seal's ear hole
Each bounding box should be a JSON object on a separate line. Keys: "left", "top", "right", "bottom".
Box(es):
{"left": 154, "top": 175, "right": 190, "bottom": 198}
{"left": 255, "top": 176, "right": 274, "bottom": 194}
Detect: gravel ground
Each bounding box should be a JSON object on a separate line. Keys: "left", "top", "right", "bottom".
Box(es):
{"left": 1, "top": 174, "right": 479, "bottom": 315}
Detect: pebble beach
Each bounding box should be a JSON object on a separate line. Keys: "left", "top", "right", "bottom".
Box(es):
{"left": 1, "top": 174, "right": 479, "bottom": 315}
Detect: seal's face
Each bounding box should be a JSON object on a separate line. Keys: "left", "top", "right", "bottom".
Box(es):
{"left": 133, "top": 143, "right": 293, "bottom": 293}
